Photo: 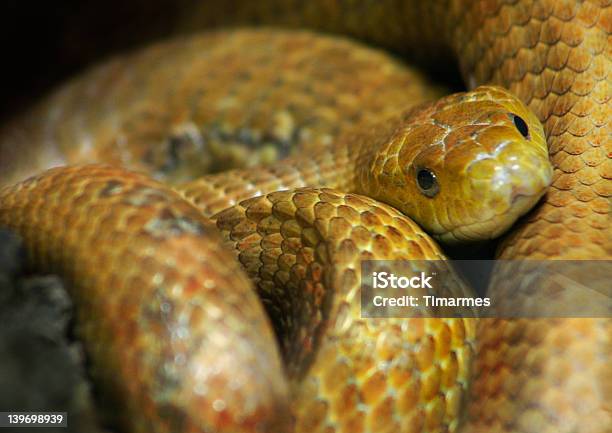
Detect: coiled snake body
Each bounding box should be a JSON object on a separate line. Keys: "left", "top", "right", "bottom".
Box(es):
{"left": 0, "top": 1, "right": 610, "bottom": 433}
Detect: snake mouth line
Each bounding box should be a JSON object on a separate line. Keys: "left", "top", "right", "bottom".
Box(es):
{"left": 438, "top": 190, "right": 547, "bottom": 243}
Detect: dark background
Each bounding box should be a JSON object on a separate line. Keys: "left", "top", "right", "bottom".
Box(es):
{"left": 0, "top": 0, "right": 182, "bottom": 121}
{"left": 0, "top": 0, "right": 463, "bottom": 123}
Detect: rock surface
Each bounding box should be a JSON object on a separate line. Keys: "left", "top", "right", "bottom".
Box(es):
{"left": 0, "top": 229, "right": 111, "bottom": 433}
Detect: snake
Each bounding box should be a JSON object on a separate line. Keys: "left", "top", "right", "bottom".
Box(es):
{"left": 0, "top": 1, "right": 610, "bottom": 433}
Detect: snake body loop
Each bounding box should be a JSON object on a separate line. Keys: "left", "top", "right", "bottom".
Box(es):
{"left": 0, "top": 32, "right": 549, "bottom": 432}
{"left": 0, "top": 77, "right": 548, "bottom": 432}
{"left": 0, "top": 1, "right": 610, "bottom": 433}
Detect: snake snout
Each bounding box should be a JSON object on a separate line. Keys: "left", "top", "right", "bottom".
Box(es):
{"left": 460, "top": 140, "right": 552, "bottom": 240}
{"left": 509, "top": 171, "right": 550, "bottom": 205}
{"left": 495, "top": 147, "right": 552, "bottom": 201}
{"left": 504, "top": 159, "right": 552, "bottom": 209}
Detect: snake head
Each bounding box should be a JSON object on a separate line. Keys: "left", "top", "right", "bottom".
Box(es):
{"left": 367, "top": 85, "right": 552, "bottom": 243}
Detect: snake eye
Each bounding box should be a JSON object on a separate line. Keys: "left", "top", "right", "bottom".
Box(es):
{"left": 416, "top": 168, "right": 439, "bottom": 198}
{"left": 511, "top": 113, "right": 529, "bottom": 138}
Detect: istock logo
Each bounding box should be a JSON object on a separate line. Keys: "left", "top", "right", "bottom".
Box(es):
{"left": 372, "top": 271, "right": 435, "bottom": 289}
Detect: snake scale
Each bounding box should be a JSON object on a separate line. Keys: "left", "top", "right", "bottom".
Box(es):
{"left": 0, "top": 1, "right": 610, "bottom": 433}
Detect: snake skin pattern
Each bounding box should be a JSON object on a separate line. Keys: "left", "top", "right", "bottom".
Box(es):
{"left": 182, "top": 2, "right": 609, "bottom": 431}
{"left": 0, "top": 68, "right": 550, "bottom": 432}
{"left": 0, "top": 1, "right": 610, "bottom": 433}
{"left": 182, "top": 0, "right": 610, "bottom": 256}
